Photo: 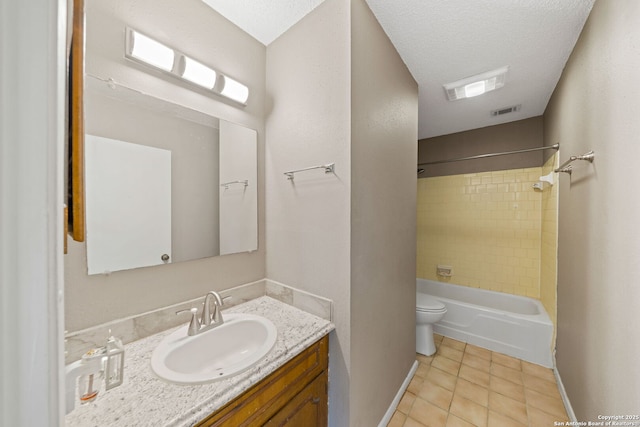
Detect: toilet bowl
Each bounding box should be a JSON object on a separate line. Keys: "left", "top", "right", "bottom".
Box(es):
{"left": 416, "top": 293, "right": 447, "bottom": 356}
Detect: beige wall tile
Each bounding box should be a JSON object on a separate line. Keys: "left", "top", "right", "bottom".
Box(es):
{"left": 416, "top": 165, "right": 553, "bottom": 300}
{"left": 539, "top": 153, "right": 559, "bottom": 350}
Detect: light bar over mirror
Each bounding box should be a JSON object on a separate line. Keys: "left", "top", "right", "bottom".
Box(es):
{"left": 125, "top": 27, "right": 249, "bottom": 105}
{"left": 221, "top": 75, "right": 250, "bottom": 104}
{"left": 182, "top": 56, "right": 217, "bottom": 89}
{"left": 126, "top": 29, "right": 175, "bottom": 72}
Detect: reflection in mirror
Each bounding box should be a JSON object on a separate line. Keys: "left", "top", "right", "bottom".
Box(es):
{"left": 84, "top": 76, "right": 257, "bottom": 275}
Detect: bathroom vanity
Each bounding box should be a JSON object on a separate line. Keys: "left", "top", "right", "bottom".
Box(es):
{"left": 64, "top": 296, "right": 333, "bottom": 427}
{"left": 197, "top": 335, "right": 328, "bottom": 426}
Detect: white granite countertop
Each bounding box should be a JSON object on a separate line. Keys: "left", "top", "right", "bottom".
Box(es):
{"left": 65, "top": 296, "right": 334, "bottom": 427}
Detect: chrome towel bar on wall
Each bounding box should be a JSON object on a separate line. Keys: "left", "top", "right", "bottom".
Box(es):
{"left": 554, "top": 150, "right": 595, "bottom": 175}
{"left": 284, "top": 163, "right": 335, "bottom": 180}
{"left": 220, "top": 180, "right": 248, "bottom": 189}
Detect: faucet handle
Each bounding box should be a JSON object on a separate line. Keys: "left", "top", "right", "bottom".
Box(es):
{"left": 213, "top": 292, "right": 226, "bottom": 324}
{"left": 176, "top": 307, "right": 200, "bottom": 336}
{"left": 202, "top": 291, "right": 225, "bottom": 326}
{"left": 212, "top": 298, "right": 224, "bottom": 324}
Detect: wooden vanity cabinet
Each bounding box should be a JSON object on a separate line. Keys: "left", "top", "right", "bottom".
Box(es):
{"left": 196, "top": 335, "right": 328, "bottom": 427}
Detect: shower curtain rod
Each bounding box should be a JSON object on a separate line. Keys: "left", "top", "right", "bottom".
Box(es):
{"left": 418, "top": 143, "right": 559, "bottom": 167}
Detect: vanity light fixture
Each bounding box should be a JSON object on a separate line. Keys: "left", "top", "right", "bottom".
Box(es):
{"left": 220, "top": 75, "right": 250, "bottom": 104}
{"left": 126, "top": 29, "right": 175, "bottom": 72}
{"left": 124, "top": 27, "right": 249, "bottom": 105}
{"left": 443, "top": 66, "right": 509, "bottom": 101}
{"left": 181, "top": 56, "right": 217, "bottom": 89}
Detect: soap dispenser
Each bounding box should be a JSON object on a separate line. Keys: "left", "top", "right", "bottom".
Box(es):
{"left": 64, "top": 332, "right": 125, "bottom": 414}
{"left": 105, "top": 335, "right": 124, "bottom": 390}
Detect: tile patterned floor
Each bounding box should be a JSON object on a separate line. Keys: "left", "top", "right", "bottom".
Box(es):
{"left": 387, "top": 335, "right": 569, "bottom": 427}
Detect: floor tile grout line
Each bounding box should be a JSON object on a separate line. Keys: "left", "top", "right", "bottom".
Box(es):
{"left": 392, "top": 336, "right": 568, "bottom": 427}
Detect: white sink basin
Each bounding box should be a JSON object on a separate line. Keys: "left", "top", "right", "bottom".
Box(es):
{"left": 151, "top": 313, "right": 277, "bottom": 384}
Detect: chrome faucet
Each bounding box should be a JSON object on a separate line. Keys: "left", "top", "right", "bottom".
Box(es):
{"left": 201, "top": 291, "right": 224, "bottom": 327}
{"left": 175, "top": 291, "right": 225, "bottom": 336}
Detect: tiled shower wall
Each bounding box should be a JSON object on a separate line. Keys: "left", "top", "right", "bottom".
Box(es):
{"left": 417, "top": 167, "right": 547, "bottom": 298}
{"left": 540, "top": 153, "right": 559, "bottom": 343}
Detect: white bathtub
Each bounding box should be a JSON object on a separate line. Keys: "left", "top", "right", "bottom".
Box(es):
{"left": 417, "top": 278, "right": 554, "bottom": 367}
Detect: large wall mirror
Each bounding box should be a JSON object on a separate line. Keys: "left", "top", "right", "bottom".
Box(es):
{"left": 84, "top": 76, "right": 257, "bottom": 275}
{"left": 85, "top": 76, "right": 258, "bottom": 274}
{"left": 66, "top": 0, "right": 261, "bottom": 274}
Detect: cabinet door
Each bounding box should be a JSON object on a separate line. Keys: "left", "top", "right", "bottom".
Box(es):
{"left": 196, "top": 336, "right": 328, "bottom": 427}
{"left": 263, "top": 371, "right": 328, "bottom": 427}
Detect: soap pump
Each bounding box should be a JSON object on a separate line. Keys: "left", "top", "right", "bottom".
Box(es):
{"left": 64, "top": 332, "right": 125, "bottom": 414}
{"left": 105, "top": 335, "right": 124, "bottom": 390}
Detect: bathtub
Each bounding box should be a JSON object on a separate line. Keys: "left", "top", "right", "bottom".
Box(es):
{"left": 417, "top": 278, "right": 554, "bottom": 367}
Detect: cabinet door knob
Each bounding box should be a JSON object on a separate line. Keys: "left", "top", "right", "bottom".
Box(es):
{"left": 161, "top": 254, "right": 170, "bottom": 262}
{"left": 311, "top": 397, "right": 320, "bottom": 404}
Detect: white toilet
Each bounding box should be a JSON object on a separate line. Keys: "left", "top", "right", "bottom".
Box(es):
{"left": 416, "top": 293, "right": 447, "bottom": 356}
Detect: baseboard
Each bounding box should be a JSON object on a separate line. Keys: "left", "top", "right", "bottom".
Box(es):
{"left": 554, "top": 363, "right": 577, "bottom": 422}
{"left": 377, "top": 360, "right": 419, "bottom": 427}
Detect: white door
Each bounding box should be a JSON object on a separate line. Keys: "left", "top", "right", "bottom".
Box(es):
{"left": 85, "top": 135, "right": 172, "bottom": 274}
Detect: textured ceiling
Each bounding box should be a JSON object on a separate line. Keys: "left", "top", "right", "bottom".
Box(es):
{"left": 201, "top": 0, "right": 325, "bottom": 46}
{"left": 202, "top": 0, "right": 595, "bottom": 139}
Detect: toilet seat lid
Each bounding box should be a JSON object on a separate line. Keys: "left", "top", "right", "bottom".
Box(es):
{"left": 416, "top": 294, "right": 446, "bottom": 311}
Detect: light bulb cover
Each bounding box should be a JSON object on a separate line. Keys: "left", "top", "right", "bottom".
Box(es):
{"left": 181, "top": 56, "right": 217, "bottom": 89}
{"left": 220, "top": 76, "right": 249, "bottom": 104}
{"left": 464, "top": 81, "right": 486, "bottom": 98}
{"left": 126, "top": 29, "right": 175, "bottom": 72}
{"left": 443, "top": 66, "right": 509, "bottom": 101}
{"left": 125, "top": 27, "right": 249, "bottom": 107}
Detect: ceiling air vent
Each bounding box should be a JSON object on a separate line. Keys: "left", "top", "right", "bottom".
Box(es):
{"left": 491, "top": 104, "right": 521, "bottom": 117}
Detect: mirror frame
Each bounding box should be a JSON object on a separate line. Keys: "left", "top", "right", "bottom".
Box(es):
{"left": 68, "top": 0, "right": 85, "bottom": 243}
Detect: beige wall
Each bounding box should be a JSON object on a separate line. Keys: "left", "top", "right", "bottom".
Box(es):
{"left": 265, "top": 0, "right": 352, "bottom": 424}
{"left": 418, "top": 117, "right": 544, "bottom": 177}
{"left": 350, "top": 0, "right": 418, "bottom": 425}
{"left": 544, "top": 0, "right": 640, "bottom": 418}
{"left": 265, "top": 0, "right": 418, "bottom": 425}
{"left": 65, "top": 0, "right": 266, "bottom": 332}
